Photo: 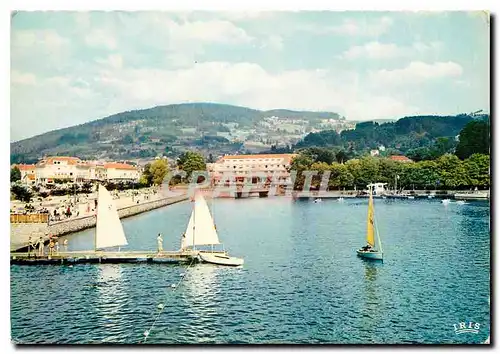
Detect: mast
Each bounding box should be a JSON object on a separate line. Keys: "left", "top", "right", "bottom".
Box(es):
{"left": 374, "top": 212, "right": 383, "bottom": 253}
{"left": 94, "top": 186, "right": 98, "bottom": 252}
{"left": 192, "top": 195, "right": 196, "bottom": 251}
{"left": 211, "top": 195, "right": 214, "bottom": 253}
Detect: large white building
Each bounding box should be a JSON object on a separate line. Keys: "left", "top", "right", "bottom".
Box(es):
{"left": 104, "top": 162, "right": 140, "bottom": 181}
{"left": 14, "top": 156, "right": 141, "bottom": 185}
{"left": 208, "top": 153, "right": 297, "bottom": 186}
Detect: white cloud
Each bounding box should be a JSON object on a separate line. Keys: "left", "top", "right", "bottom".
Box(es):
{"left": 85, "top": 29, "right": 117, "bottom": 49}
{"left": 341, "top": 42, "right": 404, "bottom": 59}
{"left": 340, "top": 41, "right": 443, "bottom": 59}
{"left": 164, "top": 19, "right": 254, "bottom": 44}
{"left": 326, "top": 16, "right": 394, "bottom": 37}
{"left": 96, "top": 54, "right": 124, "bottom": 69}
{"left": 73, "top": 12, "right": 91, "bottom": 28}
{"left": 12, "top": 29, "right": 68, "bottom": 49}
{"left": 11, "top": 71, "right": 37, "bottom": 85}
{"left": 369, "top": 61, "right": 463, "bottom": 86}
{"left": 260, "top": 35, "right": 284, "bottom": 51}
{"left": 91, "top": 61, "right": 416, "bottom": 122}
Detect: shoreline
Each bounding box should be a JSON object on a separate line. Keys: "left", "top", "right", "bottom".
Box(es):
{"left": 10, "top": 193, "right": 188, "bottom": 252}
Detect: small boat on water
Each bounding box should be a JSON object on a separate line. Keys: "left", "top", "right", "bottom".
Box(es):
{"left": 456, "top": 200, "right": 467, "bottom": 205}
{"left": 314, "top": 198, "right": 322, "bottom": 203}
{"left": 181, "top": 193, "right": 244, "bottom": 267}
{"left": 442, "top": 199, "right": 451, "bottom": 205}
{"left": 408, "top": 196, "right": 415, "bottom": 199}
{"left": 357, "top": 186, "right": 383, "bottom": 261}
{"left": 338, "top": 197, "right": 344, "bottom": 202}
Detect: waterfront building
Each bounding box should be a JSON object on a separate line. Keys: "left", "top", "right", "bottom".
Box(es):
{"left": 24, "top": 156, "right": 140, "bottom": 185}
{"left": 366, "top": 183, "right": 388, "bottom": 196}
{"left": 104, "top": 162, "right": 140, "bottom": 182}
{"left": 209, "top": 153, "right": 297, "bottom": 187}
{"left": 35, "top": 156, "right": 83, "bottom": 184}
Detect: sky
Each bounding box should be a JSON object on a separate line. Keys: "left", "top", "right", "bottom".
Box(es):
{"left": 10, "top": 11, "right": 490, "bottom": 142}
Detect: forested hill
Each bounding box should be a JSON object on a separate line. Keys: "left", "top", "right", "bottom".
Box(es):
{"left": 295, "top": 114, "right": 489, "bottom": 154}
{"left": 10, "top": 103, "right": 341, "bottom": 163}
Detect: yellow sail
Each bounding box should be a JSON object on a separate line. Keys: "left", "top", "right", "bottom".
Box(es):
{"left": 366, "top": 188, "right": 375, "bottom": 247}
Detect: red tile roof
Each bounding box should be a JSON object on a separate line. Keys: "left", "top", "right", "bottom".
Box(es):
{"left": 15, "top": 164, "right": 36, "bottom": 171}
{"left": 389, "top": 155, "right": 413, "bottom": 162}
{"left": 222, "top": 154, "right": 297, "bottom": 162}
{"left": 104, "top": 163, "right": 137, "bottom": 170}
{"left": 45, "top": 156, "right": 81, "bottom": 165}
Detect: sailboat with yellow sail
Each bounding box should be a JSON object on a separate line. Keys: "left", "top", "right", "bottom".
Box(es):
{"left": 357, "top": 185, "right": 383, "bottom": 261}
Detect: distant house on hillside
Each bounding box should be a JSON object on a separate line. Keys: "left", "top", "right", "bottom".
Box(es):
{"left": 370, "top": 149, "right": 380, "bottom": 157}
{"left": 389, "top": 155, "right": 413, "bottom": 163}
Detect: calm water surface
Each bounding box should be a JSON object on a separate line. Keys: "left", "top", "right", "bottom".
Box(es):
{"left": 11, "top": 197, "right": 490, "bottom": 344}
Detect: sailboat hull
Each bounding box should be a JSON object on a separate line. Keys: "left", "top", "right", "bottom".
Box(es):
{"left": 356, "top": 250, "right": 383, "bottom": 261}
{"left": 198, "top": 252, "right": 244, "bottom": 266}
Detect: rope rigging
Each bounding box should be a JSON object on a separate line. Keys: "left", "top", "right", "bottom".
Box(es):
{"left": 140, "top": 257, "right": 197, "bottom": 344}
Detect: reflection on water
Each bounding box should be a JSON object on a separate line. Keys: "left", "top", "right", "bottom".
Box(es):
{"left": 359, "top": 262, "right": 381, "bottom": 342}
{"left": 181, "top": 265, "right": 220, "bottom": 343}
{"left": 94, "top": 265, "right": 126, "bottom": 343}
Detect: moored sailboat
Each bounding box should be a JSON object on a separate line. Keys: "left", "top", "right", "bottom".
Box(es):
{"left": 95, "top": 184, "right": 129, "bottom": 252}
{"left": 181, "top": 193, "right": 244, "bottom": 266}
{"left": 357, "top": 186, "right": 383, "bottom": 261}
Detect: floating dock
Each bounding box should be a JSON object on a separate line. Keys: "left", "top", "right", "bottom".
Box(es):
{"left": 10, "top": 250, "right": 201, "bottom": 265}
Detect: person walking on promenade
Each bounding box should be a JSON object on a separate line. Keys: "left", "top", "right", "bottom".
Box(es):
{"left": 63, "top": 239, "right": 69, "bottom": 252}
{"left": 157, "top": 233, "right": 164, "bottom": 253}
{"left": 55, "top": 239, "right": 60, "bottom": 253}
{"left": 37, "top": 236, "right": 44, "bottom": 257}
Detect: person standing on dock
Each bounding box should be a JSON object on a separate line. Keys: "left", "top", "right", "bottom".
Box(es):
{"left": 157, "top": 233, "right": 163, "bottom": 253}
{"left": 27, "top": 236, "right": 35, "bottom": 258}
{"left": 63, "top": 239, "right": 68, "bottom": 252}
{"left": 37, "top": 236, "right": 44, "bottom": 257}
{"left": 48, "top": 238, "right": 55, "bottom": 256}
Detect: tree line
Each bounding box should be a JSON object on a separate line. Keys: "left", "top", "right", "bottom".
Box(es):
{"left": 290, "top": 153, "right": 490, "bottom": 191}
{"left": 294, "top": 115, "right": 489, "bottom": 158}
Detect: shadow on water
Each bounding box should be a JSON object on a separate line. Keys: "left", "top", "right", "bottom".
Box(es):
{"left": 358, "top": 261, "right": 383, "bottom": 343}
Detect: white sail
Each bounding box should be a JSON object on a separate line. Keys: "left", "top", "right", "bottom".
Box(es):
{"left": 181, "top": 194, "right": 220, "bottom": 249}
{"left": 95, "top": 184, "right": 128, "bottom": 250}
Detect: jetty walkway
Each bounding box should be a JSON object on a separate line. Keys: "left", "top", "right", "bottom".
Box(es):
{"left": 10, "top": 250, "right": 201, "bottom": 265}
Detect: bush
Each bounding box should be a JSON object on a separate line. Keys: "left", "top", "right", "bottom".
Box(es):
{"left": 50, "top": 188, "right": 71, "bottom": 196}
{"left": 11, "top": 185, "right": 33, "bottom": 202}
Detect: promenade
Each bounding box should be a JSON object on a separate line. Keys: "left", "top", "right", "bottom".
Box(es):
{"left": 10, "top": 189, "right": 188, "bottom": 252}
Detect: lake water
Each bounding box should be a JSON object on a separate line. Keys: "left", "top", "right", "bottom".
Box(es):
{"left": 10, "top": 197, "right": 490, "bottom": 344}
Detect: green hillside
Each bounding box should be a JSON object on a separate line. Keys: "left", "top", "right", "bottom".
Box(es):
{"left": 295, "top": 114, "right": 489, "bottom": 156}
{"left": 10, "top": 103, "right": 343, "bottom": 163}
